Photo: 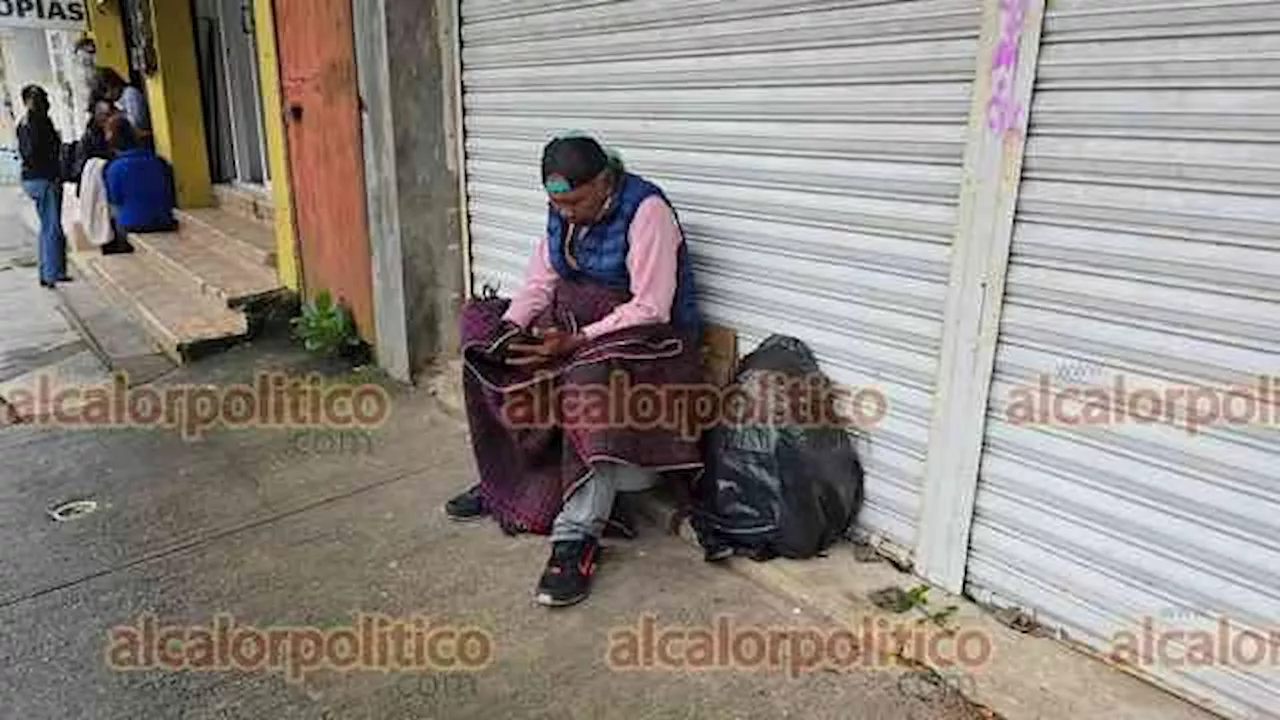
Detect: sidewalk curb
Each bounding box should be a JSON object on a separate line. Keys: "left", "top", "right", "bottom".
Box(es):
{"left": 628, "top": 493, "right": 1220, "bottom": 720}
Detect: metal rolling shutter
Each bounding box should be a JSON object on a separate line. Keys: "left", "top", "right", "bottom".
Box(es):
{"left": 458, "top": 0, "right": 982, "bottom": 551}
{"left": 968, "top": 1, "right": 1280, "bottom": 717}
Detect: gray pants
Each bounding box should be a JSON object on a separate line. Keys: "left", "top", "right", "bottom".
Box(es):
{"left": 550, "top": 463, "right": 658, "bottom": 542}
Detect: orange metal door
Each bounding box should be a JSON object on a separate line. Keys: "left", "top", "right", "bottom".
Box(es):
{"left": 273, "top": 0, "right": 375, "bottom": 342}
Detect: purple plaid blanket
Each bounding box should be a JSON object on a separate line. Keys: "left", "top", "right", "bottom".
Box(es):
{"left": 460, "top": 281, "right": 704, "bottom": 533}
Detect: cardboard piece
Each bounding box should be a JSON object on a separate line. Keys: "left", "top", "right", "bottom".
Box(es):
{"left": 700, "top": 323, "right": 737, "bottom": 388}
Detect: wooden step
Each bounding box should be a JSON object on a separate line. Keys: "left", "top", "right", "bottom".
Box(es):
{"left": 128, "top": 220, "right": 280, "bottom": 307}
{"left": 70, "top": 250, "right": 249, "bottom": 364}
{"left": 212, "top": 183, "right": 275, "bottom": 228}
{"left": 177, "top": 207, "right": 278, "bottom": 270}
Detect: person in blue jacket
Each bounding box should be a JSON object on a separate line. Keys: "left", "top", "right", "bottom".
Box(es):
{"left": 104, "top": 116, "right": 177, "bottom": 233}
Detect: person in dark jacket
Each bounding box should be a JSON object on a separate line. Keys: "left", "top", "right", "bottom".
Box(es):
{"left": 72, "top": 99, "right": 118, "bottom": 189}
{"left": 75, "top": 102, "right": 135, "bottom": 255}
{"left": 104, "top": 116, "right": 177, "bottom": 233}
{"left": 17, "top": 85, "right": 69, "bottom": 287}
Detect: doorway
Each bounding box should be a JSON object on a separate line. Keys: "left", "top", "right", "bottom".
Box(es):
{"left": 193, "top": 0, "right": 268, "bottom": 188}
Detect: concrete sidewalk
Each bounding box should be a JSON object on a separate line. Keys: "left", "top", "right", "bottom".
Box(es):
{"left": 0, "top": 185, "right": 85, "bottom": 385}
{"left": 0, "top": 335, "right": 989, "bottom": 720}
{"left": 0, "top": 185, "right": 115, "bottom": 427}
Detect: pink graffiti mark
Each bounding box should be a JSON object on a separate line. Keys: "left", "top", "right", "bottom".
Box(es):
{"left": 988, "top": 0, "right": 1029, "bottom": 134}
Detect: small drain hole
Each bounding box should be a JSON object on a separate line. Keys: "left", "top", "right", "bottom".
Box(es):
{"left": 48, "top": 500, "right": 99, "bottom": 522}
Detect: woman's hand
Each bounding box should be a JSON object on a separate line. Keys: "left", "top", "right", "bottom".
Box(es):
{"left": 506, "top": 328, "right": 586, "bottom": 366}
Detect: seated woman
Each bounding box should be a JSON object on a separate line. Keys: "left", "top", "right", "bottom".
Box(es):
{"left": 72, "top": 99, "right": 116, "bottom": 193}
{"left": 446, "top": 134, "right": 704, "bottom": 608}
{"left": 76, "top": 101, "right": 134, "bottom": 254}
{"left": 103, "top": 116, "right": 177, "bottom": 234}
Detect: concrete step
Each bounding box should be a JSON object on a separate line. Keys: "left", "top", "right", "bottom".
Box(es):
{"left": 54, "top": 263, "right": 177, "bottom": 384}
{"left": 128, "top": 219, "right": 280, "bottom": 308}
{"left": 212, "top": 183, "right": 275, "bottom": 228}
{"left": 177, "top": 207, "right": 278, "bottom": 270}
{"left": 70, "top": 250, "right": 249, "bottom": 364}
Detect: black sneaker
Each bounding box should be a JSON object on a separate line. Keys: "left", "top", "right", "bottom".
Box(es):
{"left": 101, "top": 237, "right": 134, "bottom": 255}
{"left": 534, "top": 538, "right": 599, "bottom": 607}
{"left": 444, "top": 485, "right": 488, "bottom": 521}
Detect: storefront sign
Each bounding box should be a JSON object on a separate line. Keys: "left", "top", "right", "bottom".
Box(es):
{"left": 0, "top": 1, "right": 87, "bottom": 30}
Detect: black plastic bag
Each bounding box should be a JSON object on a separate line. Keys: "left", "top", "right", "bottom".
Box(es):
{"left": 690, "top": 335, "right": 864, "bottom": 560}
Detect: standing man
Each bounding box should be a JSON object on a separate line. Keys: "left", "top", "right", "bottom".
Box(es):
{"left": 69, "top": 37, "right": 99, "bottom": 128}
{"left": 17, "top": 86, "right": 69, "bottom": 288}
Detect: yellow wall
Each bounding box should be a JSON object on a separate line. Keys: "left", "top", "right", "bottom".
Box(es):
{"left": 85, "top": 1, "right": 129, "bottom": 76}
{"left": 86, "top": 0, "right": 298, "bottom": 288}
{"left": 143, "top": 0, "right": 213, "bottom": 208}
{"left": 253, "top": 0, "right": 300, "bottom": 290}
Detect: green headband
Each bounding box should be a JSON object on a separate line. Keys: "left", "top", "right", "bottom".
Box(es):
{"left": 544, "top": 174, "right": 572, "bottom": 193}
{"left": 543, "top": 129, "right": 625, "bottom": 194}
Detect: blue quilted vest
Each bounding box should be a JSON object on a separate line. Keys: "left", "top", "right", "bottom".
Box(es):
{"left": 546, "top": 172, "right": 700, "bottom": 334}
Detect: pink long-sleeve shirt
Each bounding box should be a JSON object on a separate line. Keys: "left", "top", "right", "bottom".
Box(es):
{"left": 502, "top": 195, "right": 683, "bottom": 340}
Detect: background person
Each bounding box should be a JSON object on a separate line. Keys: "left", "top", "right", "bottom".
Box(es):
{"left": 17, "top": 85, "right": 69, "bottom": 288}
{"left": 77, "top": 102, "right": 135, "bottom": 255}
{"left": 104, "top": 116, "right": 177, "bottom": 234}
{"left": 94, "top": 67, "right": 152, "bottom": 146}
{"left": 72, "top": 99, "right": 118, "bottom": 192}
{"left": 71, "top": 37, "right": 97, "bottom": 117}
